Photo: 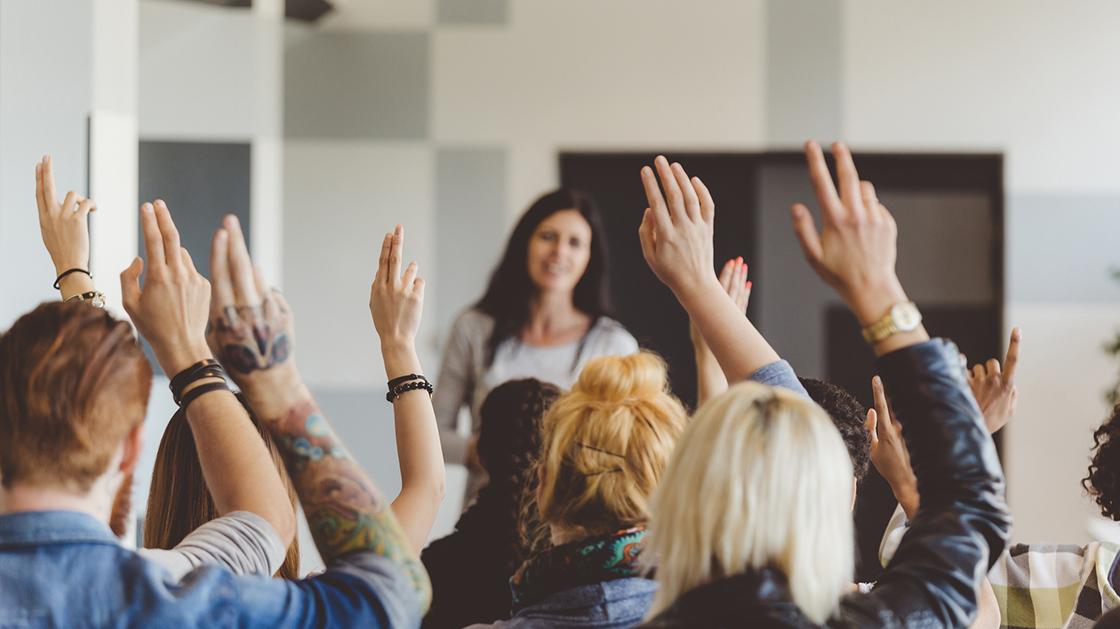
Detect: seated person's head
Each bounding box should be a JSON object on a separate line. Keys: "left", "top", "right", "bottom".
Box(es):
{"left": 647, "top": 381, "right": 854, "bottom": 624}
{"left": 799, "top": 377, "right": 872, "bottom": 505}
{"left": 533, "top": 352, "right": 687, "bottom": 545}
{"left": 477, "top": 378, "right": 561, "bottom": 481}
{"left": 0, "top": 302, "right": 152, "bottom": 506}
{"left": 1084, "top": 403, "right": 1120, "bottom": 520}
{"left": 143, "top": 393, "right": 300, "bottom": 578}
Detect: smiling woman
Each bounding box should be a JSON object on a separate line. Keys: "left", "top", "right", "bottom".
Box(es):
{"left": 433, "top": 189, "right": 639, "bottom": 505}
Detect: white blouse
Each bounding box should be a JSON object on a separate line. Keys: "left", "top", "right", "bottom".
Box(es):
{"left": 432, "top": 308, "right": 639, "bottom": 468}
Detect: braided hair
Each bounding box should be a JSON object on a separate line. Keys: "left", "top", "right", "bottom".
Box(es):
{"left": 456, "top": 378, "right": 561, "bottom": 575}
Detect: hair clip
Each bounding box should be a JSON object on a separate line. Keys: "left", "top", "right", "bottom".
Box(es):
{"left": 576, "top": 442, "right": 626, "bottom": 459}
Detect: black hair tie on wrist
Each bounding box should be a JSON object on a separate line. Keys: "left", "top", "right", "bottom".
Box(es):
{"left": 179, "top": 381, "right": 231, "bottom": 411}
{"left": 170, "top": 359, "right": 227, "bottom": 405}
{"left": 54, "top": 268, "right": 91, "bottom": 289}
{"left": 386, "top": 374, "right": 433, "bottom": 403}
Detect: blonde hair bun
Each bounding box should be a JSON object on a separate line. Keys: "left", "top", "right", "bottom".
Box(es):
{"left": 571, "top": 351, "right": 668, "bottom": 404}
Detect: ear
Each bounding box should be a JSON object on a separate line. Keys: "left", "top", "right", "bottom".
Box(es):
{"left": 118, "top": 424, "right": 144, "bottom": 475}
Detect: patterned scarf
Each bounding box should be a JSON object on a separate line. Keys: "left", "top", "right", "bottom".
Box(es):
{"left": 509, "top": 526, "right": 648, "bottom": 611}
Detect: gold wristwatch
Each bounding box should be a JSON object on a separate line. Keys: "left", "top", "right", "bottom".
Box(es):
{"left": 861, "top": 302, "right": 922, "bottom": 344}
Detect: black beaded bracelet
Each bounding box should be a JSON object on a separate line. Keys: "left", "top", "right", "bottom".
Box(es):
{"left": 386, "top": 378, "right": 433, "bottom": 403}
{"left": 54, "top": 268, "right": 91, "bottom": 289}
{"left": 387, "top": 373, "right": 426, "bottom": 389}
{"left": 179, "top": 381, "right": 231, "bottom": 411}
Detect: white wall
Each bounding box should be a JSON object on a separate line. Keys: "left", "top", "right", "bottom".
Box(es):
{"left": 843, "top": 0, "right": 1120, "bottom": 543}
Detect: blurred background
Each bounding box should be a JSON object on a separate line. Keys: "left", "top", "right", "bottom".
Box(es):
{"left": 1, "top": 0, "right": 1118, "bottom": 575}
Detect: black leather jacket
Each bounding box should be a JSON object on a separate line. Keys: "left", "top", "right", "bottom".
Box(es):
{"left": 641, "top": 339, "right": 1011, "bottom": 628}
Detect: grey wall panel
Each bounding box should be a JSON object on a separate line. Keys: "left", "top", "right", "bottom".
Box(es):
{"left": 1008, "top": 194, "right": 1120, "bottom": 303}
{"left": 434, "top": 146, "right": 507, "bottom": 340}
{"left": 284, "top": 31, "right": 430, "bottom": 140}
{"left": 138, "top": 140, "right": 251, "bottom": 373}
{"left": 437, "top": 0, "right": 508, "bottom": 25}
{"left": 766, "top": 0, "right": 844, "bottom": 147}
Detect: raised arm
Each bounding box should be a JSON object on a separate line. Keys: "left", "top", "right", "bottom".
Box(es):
{"left": 120, "top": 202, "right": 295, "bottom": 550}
{"left": 788, "top": 140, "right": 1008, "bottom": 626}
{"left": 369, "top": 225, "right": 445, "bottom": 553}
{"left": 204, "top": 215, "right": 431, "bottom": 609}
{"left": 36, "top": 155, "right": 97, "bottom": 301}
{"left": 691, "top": 257, "right": 750, "bottom": 405}
{"left": 638, "top": 156, "right": 780, "bottom": 380}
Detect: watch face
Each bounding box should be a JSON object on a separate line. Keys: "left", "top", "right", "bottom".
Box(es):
{"left": 890, "top": 302, "right": 922, "bottom": 331}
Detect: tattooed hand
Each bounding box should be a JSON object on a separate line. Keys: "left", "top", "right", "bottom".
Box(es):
{"left": 207, "top": 215, "right": 306, "bottom": 416}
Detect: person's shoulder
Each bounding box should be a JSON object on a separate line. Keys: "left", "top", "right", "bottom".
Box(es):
{"left": 589, "top": 317, "right": 638, "bottom": 352}
{"left": 452, "top": 308, "right": 496, "bottom": 335}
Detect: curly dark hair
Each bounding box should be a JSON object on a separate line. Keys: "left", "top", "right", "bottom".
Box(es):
{"left": 455, "top": 378, "right": 561, "bottom": 574}
{"left": 799, "top": 377, "right": 872, "bottom": 481}
{"left": 1083, "top": 403, "right": 1120, "bottom": 520}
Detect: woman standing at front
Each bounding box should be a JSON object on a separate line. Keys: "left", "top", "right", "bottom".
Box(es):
{"left": 434, "top": 189, "right": 638, "bottom": 503}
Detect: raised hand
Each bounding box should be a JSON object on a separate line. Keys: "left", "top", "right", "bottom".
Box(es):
{"left": 638, "top": 155, "right": 718, "bottom": 302}
{"left": 120, "top": 201, "right": 212, "bottom": 375}
{"left": 206, "top": 215, "right": 302, "bottom": 415}
{"left": 791, "top": 142, "right": 922, "bottom": 349}
{"left": 36, "top": 155, "right": 97, "bottom": 298}
{"left": 968, "top": 327, "right": 1021, "bottom": 434}
{"left": 369, "top": 225, "right": 425, "bottom": 352}
{"left": 867, "top": 375, "right": 919, "bottom": 519}
{"left": 691, "top": 258, "right": 753, "bottom": 405}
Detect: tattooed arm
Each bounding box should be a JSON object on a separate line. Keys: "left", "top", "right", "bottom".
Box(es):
{"left": 206, "top": 215, "right": 431, "bottom": 608}
{"left": 370, "top": 225, "right": 445, "bottom": 553}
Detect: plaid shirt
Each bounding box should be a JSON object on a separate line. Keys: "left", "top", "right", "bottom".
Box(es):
{"left": 880, "top": 506, "right": 1120, "bottom": 628}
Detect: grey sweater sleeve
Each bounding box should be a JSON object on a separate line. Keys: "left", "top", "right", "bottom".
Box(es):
{"left": 746, "top": 359, "right": 809, "bottom": 398}
{"left": 140, "top": 510, "right": 286, "bottom": 581}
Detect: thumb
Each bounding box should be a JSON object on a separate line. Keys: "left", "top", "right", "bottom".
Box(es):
{"left": 119, "top": 257, "right": 143, "bottom": 314}
{"left": 790, "top": 203, "right": 824, "bottom": 270}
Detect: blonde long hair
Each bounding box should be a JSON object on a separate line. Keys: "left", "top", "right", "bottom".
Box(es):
{"left": 646, "top": 381, "right": 854, "bottom": 624}
{"left": 532, "top": 351, "right": 687, "bottom": 539}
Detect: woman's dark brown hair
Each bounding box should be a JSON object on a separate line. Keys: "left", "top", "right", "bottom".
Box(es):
{"left": 144, "top": 394, "right": 300, "bottom": 578}
{"left": 1084, "top": 403, "right": 1120, "bottom": 520}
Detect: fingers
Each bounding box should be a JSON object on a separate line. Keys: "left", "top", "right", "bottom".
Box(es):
{"left": 120, "top": 256, "right": 144, "bottom": 313}
{"left": 872, "top": 375, "right": 891, "bottom": 428}
{"left": 865, "top": 408, "right": 879, "bottom": 445}
{"left": 181, "top": 247, "right": 199, "bottom": 274}
{"left": 670, "top": 162, "right": 700, "bottom": 222}
{"left": 638, "top": 208, "right": 658, "bottom": 269}
{"left": 139, "top": 203, "right": 165, "bottom": 276}
{"left": 985, "top": 358, "right": 1001, "bottom": 377}
{"left": 692, "top": 176, "right": 715, "bottom": 224}
{"left": 76, "top": 198, "right": 96, "bottom": 218}
{"left": 209, "top": 229, "right": 235, "bottom": 314}
{"left": 860, "top": 180, "right": 881, "bottom": 220}
{"left": 43, "top": 156, "right": 58, "bottom": 213}
{"left": 971, "top": 364, "right": 985, "bottom": 380}
{"left": 640, "top": 166, "right": 671, "bottom": 232}
{"left": 790, "top": 204, "right": 825, "bottom": 269}
{"left": 388, "top": 224, "right": 404, "bottom": 285}
{"left": 1003, "top": 327, "right": 1021, "bottom": 383}
{"left": 61, "top": 191, "right": 79, "bottom": 216}
{"left": 35, "top": 160, "right": 47, "bottom": 216}
{"left": 223, "top": 214, "right": 260, "bottom": 305}
{"left": 832, "top": 142, "right": 864, "bottom": 220}
{"left": 718, "top": 258, "right": 736, "bottom": 291}
{"left": 376, "top": 232, "right": 392, "bottom": 285}
{"left": 401, "top": 261, "right": 418, "bottom": 291}
{"left": 152, "top": 200, "right": 182, "bottom": 270}
{"left": 803, "top": 140, "right": 843, "bottom": 225}
{"left": 653, "top": 156, "right": 684, "bottom": 223}
{"left": 412, "top": 275, "right": 426, "bottom": 299}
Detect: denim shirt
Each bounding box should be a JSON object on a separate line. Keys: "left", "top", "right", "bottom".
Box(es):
{"left": 0, "top": 510, "right": 423, "bottom": 628}
{"left": 468, "top": 578, "right": 658, "bottom": 629}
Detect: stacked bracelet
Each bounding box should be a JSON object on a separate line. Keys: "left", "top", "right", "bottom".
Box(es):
{"left": 170, "top": 359, "right": 230, "bottom": 406}
{"left": 386, "top": 374, "right": 433, "bottom": 403}
{"left": 65, "top": 290, "right": 106, "bottom": 309}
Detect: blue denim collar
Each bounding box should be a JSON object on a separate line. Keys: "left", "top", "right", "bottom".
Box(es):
{"left": 0, "top": 510, "right": 118, "bottom": 549}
